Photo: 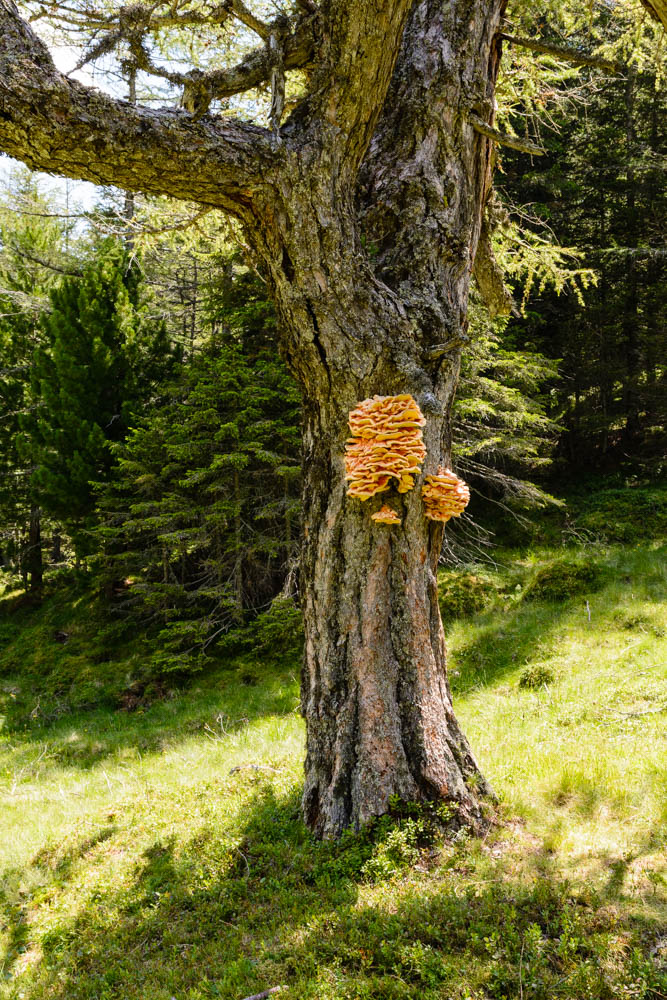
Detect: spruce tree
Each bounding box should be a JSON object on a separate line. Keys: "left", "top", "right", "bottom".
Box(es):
{"left": 100, "top": 329, "right": 301, "bottom": 668}
{"left": 500, "top": 62, "right": 666, "bottom": 476}
{"left": 0, "top": 169, "right": 66, "bottom": 590}
{"left": 26, "top": 240, "right": 172, "bottom": 557}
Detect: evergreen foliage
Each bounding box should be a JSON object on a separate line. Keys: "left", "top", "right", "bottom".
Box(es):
{"left": 454, "top": 300, "right": 560, "bottom": 509}
{"left": 25, "top": 240, "right": 173, "bottom": 556}
{"left": 499, "top": 46, "right": 666, "bottom": 476}
{"left": 0, "top": 170, "right": 66, "bottom": 588}
{"left": 98, "top": 263, "right": 301, "bottom": 668}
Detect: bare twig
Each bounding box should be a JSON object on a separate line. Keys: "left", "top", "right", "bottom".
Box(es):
{"left": 499, "top": 33, "right": 623, "bottom": 73}
{"left": 469, "top": 115, "right": 545, "bottom": 155}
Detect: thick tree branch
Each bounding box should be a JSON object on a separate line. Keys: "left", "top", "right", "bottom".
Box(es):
{"left": 469, "top": 115, "right": 545, "bottom": 155}
{"left": 308, "top": 0, "right": 415, "bottom": 171}
{"left": 499, "top": 33, "right": 623, "bottom": 73}
{"left": 639, "top": 0, "right": 667, "bottom": 30}
{"left": 0, "top": 0, "right": 279, "bottom": 211}
{"left": 74, "top": 9, "right": 316, "bottom": 107}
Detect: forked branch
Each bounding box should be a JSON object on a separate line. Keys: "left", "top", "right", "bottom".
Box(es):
{"left": 0, "top": 0, "right": 279, "bottom": 211}
{"left": 71, "top": 5, "right": 316, "bottom": 111}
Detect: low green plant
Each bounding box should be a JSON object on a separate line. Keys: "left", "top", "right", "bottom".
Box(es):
{"left": 218, "top": 596, "right": 304, "bottom": 660}
{"left": 519, "top": 663, "right": 556, "bottom": 688}
{"left": 252, "top": 597, "right": 304, "bottom": 656}
{"left": 524, "top": 559, "right": 602, "bottom": 602}
{"left": 438, "top": 571, "right": 497, "bottom": 619}
{"left": 574, "top": 486, "right": 667, "bottom": 543}
{"left": 614, "top": 610, "right": 666, "bottom": 637}
{"left": 361, "top": 818, "right": 423, "bottom": 881}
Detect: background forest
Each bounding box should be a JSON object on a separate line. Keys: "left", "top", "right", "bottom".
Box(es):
{"left": 1, "top": 43, "right": 664, "bottom": 673}
{"left": 0, "top": 4, "right": 666, "bottom": 997}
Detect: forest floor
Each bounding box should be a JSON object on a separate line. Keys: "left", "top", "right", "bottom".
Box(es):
{"left": 0, "top": 537, "right": 665, "bottom": 999}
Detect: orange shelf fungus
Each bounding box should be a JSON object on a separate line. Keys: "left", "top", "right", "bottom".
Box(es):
{"left": 344, "top": 394, "right": 427, "bottom": 501}
{"left": 422, "top": 467, "right": 470, "bottom": 522}
{"left": 371, "top": 504, "right": 402, "bottom": 525}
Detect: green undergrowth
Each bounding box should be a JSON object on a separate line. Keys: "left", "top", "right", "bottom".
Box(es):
{"left": 0, "top": 572, "right": 301, "bottom": 728}
{"left": 0, "top": 538, "right": 665, "bottom": 999}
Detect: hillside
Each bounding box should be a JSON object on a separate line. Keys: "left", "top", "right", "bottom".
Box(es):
{"left": 1, "top": 536, "right": 665, "bottom": 999}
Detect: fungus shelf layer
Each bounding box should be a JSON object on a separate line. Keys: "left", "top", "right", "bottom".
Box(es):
{"left": 371, "top": 504, "right": 402, "bottom": 525}
{"left": 344, "top": 394, "right": 426, "bottom": 501}
{"left": 422, "top": 467, "right": 470, "bottom": 522}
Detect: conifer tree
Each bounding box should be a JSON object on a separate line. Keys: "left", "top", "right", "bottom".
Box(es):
{"left": 26, "top": 240, "right": 173, "bottom": 557}
{"left": 100, "top": 324, "right": 301, "bottom": 668}
{"left": 499, "top": 49, "right": 666, "bottom": 475}
{"left": 0, "top": 169, "right": 66, "bottom": 590}
{"left": 454, "top": 300, "right": 560, "bottom": 518}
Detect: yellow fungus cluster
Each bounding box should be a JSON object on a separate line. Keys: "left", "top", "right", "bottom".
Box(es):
{"left": 344, "top": 394, "right": 426, "bottom": 501}
{"left": 371, "top": 504, "right": 402, "bottom": 525}
{"left": 422, "top": 467, "right": 470, "bottom": 522}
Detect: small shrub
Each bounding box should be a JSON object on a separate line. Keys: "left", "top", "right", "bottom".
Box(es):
{"left": 524, "top": 560, "right": 601, "bottom": 602}
{"left": 0, "top": 620, "right": 21, "bottom": 648}
{"left": 361, "top": 818, "right": 422, "bottom": 881}
{"left": 217, "top": 597, "right": 304, "bottom": 660}
{"left": 252, "top": 597, "right": 304, "bottom": 656}
{"left": 439, "top": 572, "right": 497, "bottom": 619}
{"left": 519, "top": 663, "right": 556, "bottom": 688}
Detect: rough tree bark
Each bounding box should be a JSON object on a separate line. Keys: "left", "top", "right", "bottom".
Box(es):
{"left": 0, "top": 0, "right": 506, "bottom": 837}
{"left": 27, "top": 505, "right": 43, "bottom": 594}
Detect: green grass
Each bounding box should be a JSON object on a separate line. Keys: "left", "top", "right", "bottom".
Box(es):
{"left": 0, "top": 540, "right": 666, "bottom": 999}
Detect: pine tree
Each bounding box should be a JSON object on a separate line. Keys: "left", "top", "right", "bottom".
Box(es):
{"left": 26, "top": 240, "right": 173, "bottom": 557}
{"left": 99, "top": 326, "right": 301, "bottom": 669}
{"left": 0, "top": 169, "right": 66, "bottom": 590}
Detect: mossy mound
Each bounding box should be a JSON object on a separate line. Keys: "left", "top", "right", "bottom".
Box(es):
{"left": 438, "top": 572, "right": 497, "bottom": 619}
{"left": 575, "top": 486, "right": 667, "bottom": 543}
{"left": 523, "top": 559, "right": 602, "bottom": 602}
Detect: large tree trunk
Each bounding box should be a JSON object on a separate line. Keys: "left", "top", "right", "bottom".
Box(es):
{"left": 299, "top": 352, "right": 492, "bottom": 838}
{"left": 0, "top": 0, "right": 508, "bottom": 839}
{"left": 232, "top": 0, "right": 506, "bottom": 838}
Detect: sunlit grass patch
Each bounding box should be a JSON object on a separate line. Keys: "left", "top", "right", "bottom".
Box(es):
{"left": 451, "top": 541, "right": 666, "bottom": 885}
{"left": 0, "top": 539, "right": 665, "bottom": 999}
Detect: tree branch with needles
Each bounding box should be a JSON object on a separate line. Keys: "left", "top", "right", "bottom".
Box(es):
{"left": 0, "top": 0, "right": 283, "bottom": 212}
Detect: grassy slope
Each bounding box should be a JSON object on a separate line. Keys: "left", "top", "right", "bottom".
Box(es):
{"left": 0, "top": 541, "right": 665, "bottom": 1000}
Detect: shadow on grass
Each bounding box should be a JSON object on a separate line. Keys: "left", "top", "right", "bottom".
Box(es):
{"left": 2, "top": 782, "right": 665, "bottom": 1000}
{"left": 448, "top": 597, "right": 573, "bottom": 695}
{"left": 0, "top": 658, "right": 300, "bottom": 778}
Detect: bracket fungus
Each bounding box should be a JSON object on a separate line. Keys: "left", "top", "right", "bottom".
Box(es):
{"left": 371, "top": 504, "right": 402, "bottom": 525}
{"left": 344, "top": 394, "right": 427, "bottom": 501}
{"left": 422, "top": 467, "right": 470, "bottom": 522}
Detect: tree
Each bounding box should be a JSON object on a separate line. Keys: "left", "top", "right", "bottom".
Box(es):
{"left": 513, "top": 76, "right": 665, "bottom": 472}
{"left": 99, "top": 269, "right": 301, "bottom": 668}
{"left": 1, "top": 0, "right": 657, "bottom": 837}
{"left": 26, "top": 240, "right": 172, "bottom": 556}
{"left": 0, "top": 169, "right": 67, "bottom": 590}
